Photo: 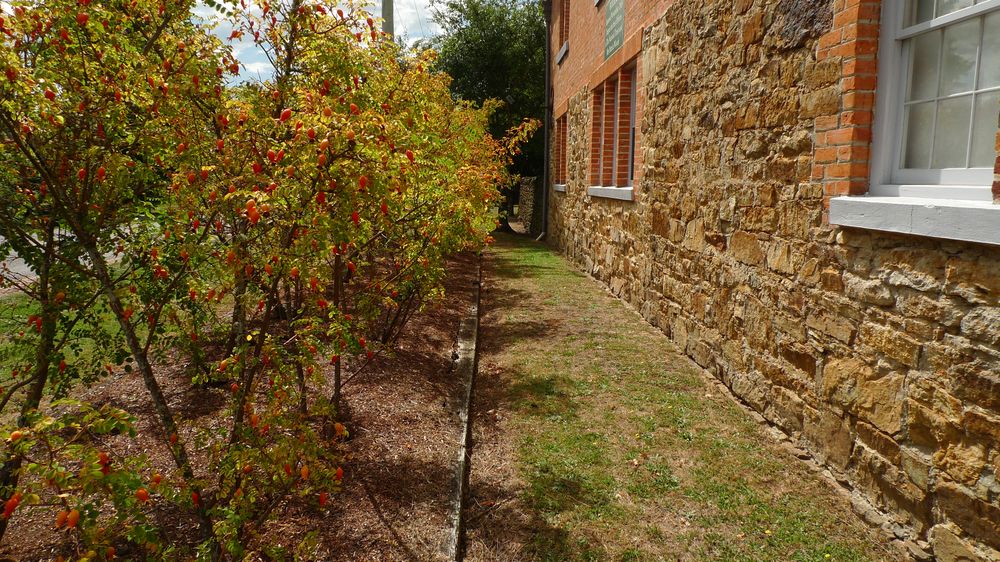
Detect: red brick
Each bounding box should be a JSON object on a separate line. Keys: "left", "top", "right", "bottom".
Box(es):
{"left": 826, "top": 127, "right": 871, "bottom": 145}
{"left": 843, "top": 58, "right": 877, "bottom": 77}
{"left": 843, "top": 91, "right": 876, "bottom": 110}
{"left": 815, "top": 147, "right": 839, "bottom": 164}
{"left": 842, "top": 75, "right": 877, "bottom": 91}
{"left": 815, "top": 115, "right": 841, "bottom": 131}
{"left": 818, "top": 30, "right": 843, "bottom": 51}
{"left": 842, "top": 111, "right": 873, "bottom": 127}
{"left": 837, "top": 145, "right": 870, "bottom": 162}
{"left": 824, "top": 162, "right": 869, "bottom": 179}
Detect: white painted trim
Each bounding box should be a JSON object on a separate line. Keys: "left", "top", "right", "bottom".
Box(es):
{"left": 830, "top": 196, "right": 1000, "bottom": 246}
{"left": 871, "top": 1, "right": 998, "bottom": 195}
{"left": 587, "top": 186, "right": 633, "bottom": 201}
{"left": 556, "top": 41, "right": 569, "bottom": 65}
{"left": 870, "top": 0, "right": 902, "bottom": 189}
{"left": 553, "top": 183, "right": 567, "bottom": 193}
{"left": 898, "top": 0, "right": 1000, "bottom": 39}
{"left": 869, "top": 184, "right": 993, "bottom": 201}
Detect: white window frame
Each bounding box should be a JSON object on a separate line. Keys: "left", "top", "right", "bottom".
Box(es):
{"left": 869, "top": 0, "right": 1000, "bottom": 201}
{"left": 831, "top": 0, "right": 1000, "bottom": 247}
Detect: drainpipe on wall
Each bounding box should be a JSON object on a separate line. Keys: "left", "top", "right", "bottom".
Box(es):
{"left": 540, "top": 0, "right": 552, "bottom": 240}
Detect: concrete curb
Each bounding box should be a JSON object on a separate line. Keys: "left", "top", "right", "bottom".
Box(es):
{"left": 442, "top": 253, "right": 482, "bottom": 562}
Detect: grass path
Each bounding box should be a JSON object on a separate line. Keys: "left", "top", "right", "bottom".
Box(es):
{"left": 464, "top": 234, "right": 901, "bottom": 562}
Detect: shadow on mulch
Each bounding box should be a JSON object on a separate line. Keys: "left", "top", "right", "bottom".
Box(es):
{"left": 0, "top": 251, "right": 484, "bottom": 562}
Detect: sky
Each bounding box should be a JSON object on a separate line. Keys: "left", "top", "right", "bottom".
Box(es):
{"left": 191, "top": 1, "right": 441, "bottom": 82}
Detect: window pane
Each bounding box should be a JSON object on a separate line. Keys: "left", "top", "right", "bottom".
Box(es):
{"left": 937, "top": 0, "right": 974, "bottom": 17}
{"left": 980, "top": 11, "right": 1000, "bottom": 88}
{"left": 908, "top": 31, "right": 941, "bottom": 101}
{"left": 970, "top": 91, "right": 1000, "bottom": 167}
{"left": 932, "top": 96, "right": 974, "bottom": 168}
{"left": 939, "top": 19, "right": 980, "bottom": 96}
{"left": 908, "top": 0, "right": 936, "bottom": 25}
{"left": 904, "top": 102, "right": 936, "bottom": 168}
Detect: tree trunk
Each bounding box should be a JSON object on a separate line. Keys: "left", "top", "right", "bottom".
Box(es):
{"left": 83, "top": 244, "right": 217, "bottom": 549}
{"left": 331, "top": 255, "right": 343, "bottom": 414}
{"left": 223, "top": 273, "right": 248, "bottom": 360}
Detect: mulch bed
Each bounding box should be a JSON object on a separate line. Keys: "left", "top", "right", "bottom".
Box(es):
{"left": 1, "top": 253, "right": 480, "bottom": 561}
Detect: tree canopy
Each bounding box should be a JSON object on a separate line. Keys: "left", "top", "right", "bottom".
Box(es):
{"left": 428, "top": 0, "right": 545, "bottom": 178}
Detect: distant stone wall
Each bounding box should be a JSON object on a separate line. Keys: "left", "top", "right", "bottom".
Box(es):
{"left": 516, "top": 177, "right": 536, "bottom": 234}
{"left": 548, "top": 1, "right": 1000, "bottom": 560}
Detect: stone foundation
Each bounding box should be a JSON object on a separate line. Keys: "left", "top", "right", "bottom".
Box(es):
{"left": 548, "top": 0, "right": 1000, "bottom": 559}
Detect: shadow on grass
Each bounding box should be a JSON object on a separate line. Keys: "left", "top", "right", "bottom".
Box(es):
{"left": 465, "top": 233, "right": 617, "bottom": 561}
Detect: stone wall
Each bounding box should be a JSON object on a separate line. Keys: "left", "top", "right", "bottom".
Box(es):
{"left": 548, "top": 1, "right": 1000, "bottom": 560}
{"left": 516, "top": 176, "right": 538, "bottom": 236}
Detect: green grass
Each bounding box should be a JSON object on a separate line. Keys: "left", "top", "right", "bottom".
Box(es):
{"left": 0, "top": 292, "right": 41, "bottom": 384}
{"left": 480, "top": 233, "right": 900, "bottom": 562}
{"left": 0, "top": 289, "right": 122, "bottom": 400}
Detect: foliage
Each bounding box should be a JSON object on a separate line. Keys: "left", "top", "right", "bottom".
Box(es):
{"left": 0, "top": 0, "right": 527, "bottom": 558}
{"left": 427, "top": 0, "right": 546, "bottom": 178}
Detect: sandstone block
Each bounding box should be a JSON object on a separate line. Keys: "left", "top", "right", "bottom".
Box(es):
{"left": 907, "top": 399, "right": 959, "bottom": 448}
{"left": 682, "top": 218, "right": 707, "bottom": 252}
{"left": 802, "top": 405, "right": 853, "bottom": 469}
{"left": 900, "top": 447, "right": 931, "bottom": 492}
{"left": 821, "top": 357, "right": 864, "bottom": 409}
{"left": 960, "top": 307, "right": 1000, "bottom": 346}
{"left": 766, "top": 240, "right": 797, "bottom": 274}
{"left": 855, "top": 371, "right": 904, "bottom": 435}
{"left": 935, "top": 441, "right": 987, "bottom": 486}
{"left": 806, "top": 310, "right": 855, "bottom": 344}
{"left": 843, "top": 273, "right": 895, "bottom": 306}
{"left": 945, "top": 254, "right": 1000, "bottom": 302}
{"left": 856, "top": 420, "right": 901, "bottom": 465}
{"left": 803, "top": 60, "right": 840, "bottom": 88}
{"left": 800, "top": 87, "right": 840, "bottom": 118}
{"left": 822, "top": 357, "right": 903, "bottom": 434}
{"left": 929, "top": 524, "right": 983, "bottom": 562}
{"left": 730, "top": 231, "right": 765, "bottom": 265}
{"left": 936, "top": 481, "right": 1000, "bottom": 551}
{"left": 859, "top": 323, "right": 921, "bottom": 368}
{"left": 953, "top": 367, "right": 1000, "bottom": 413}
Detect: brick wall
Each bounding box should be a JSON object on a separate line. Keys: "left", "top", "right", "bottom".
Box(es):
{"left": 548, "top": 0, "right": 1000, "bottom": 559}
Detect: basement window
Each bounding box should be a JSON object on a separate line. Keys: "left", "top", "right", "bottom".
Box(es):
{"left": 831, "top": 0, "right": 1000, "bottom": 246}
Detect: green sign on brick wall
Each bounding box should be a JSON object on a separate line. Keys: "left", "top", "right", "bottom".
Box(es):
{"left": 604, "top": 0, "right": 625, "bottom": 60}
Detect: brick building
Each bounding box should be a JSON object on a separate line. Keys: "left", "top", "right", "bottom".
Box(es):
{"left": 543, "top": 1, "right": 1000, "bottom": 559}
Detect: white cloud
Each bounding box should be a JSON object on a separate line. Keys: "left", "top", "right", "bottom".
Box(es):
{"left": 372, "top": 0, "right": 440, "bottom": 44}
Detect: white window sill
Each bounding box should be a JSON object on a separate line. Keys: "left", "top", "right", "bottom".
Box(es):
{"left": 587, "top": 186, "right": 633, "bottom": 201}
{"left": 556, "top": 42, "right": 569, "bottom": 65}
{"left": 830, "top": 196, "right": 1000, "bottom": 246}
{"left": 869, "top": 184, "right": 993, "bottom": 201}
{"left": 553, "top": 183, "right": 567, "bottom": 193}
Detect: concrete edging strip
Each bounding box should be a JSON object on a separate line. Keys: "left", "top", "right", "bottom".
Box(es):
{"left": 442, "top": 253, "right": 482, "bottom": 562}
